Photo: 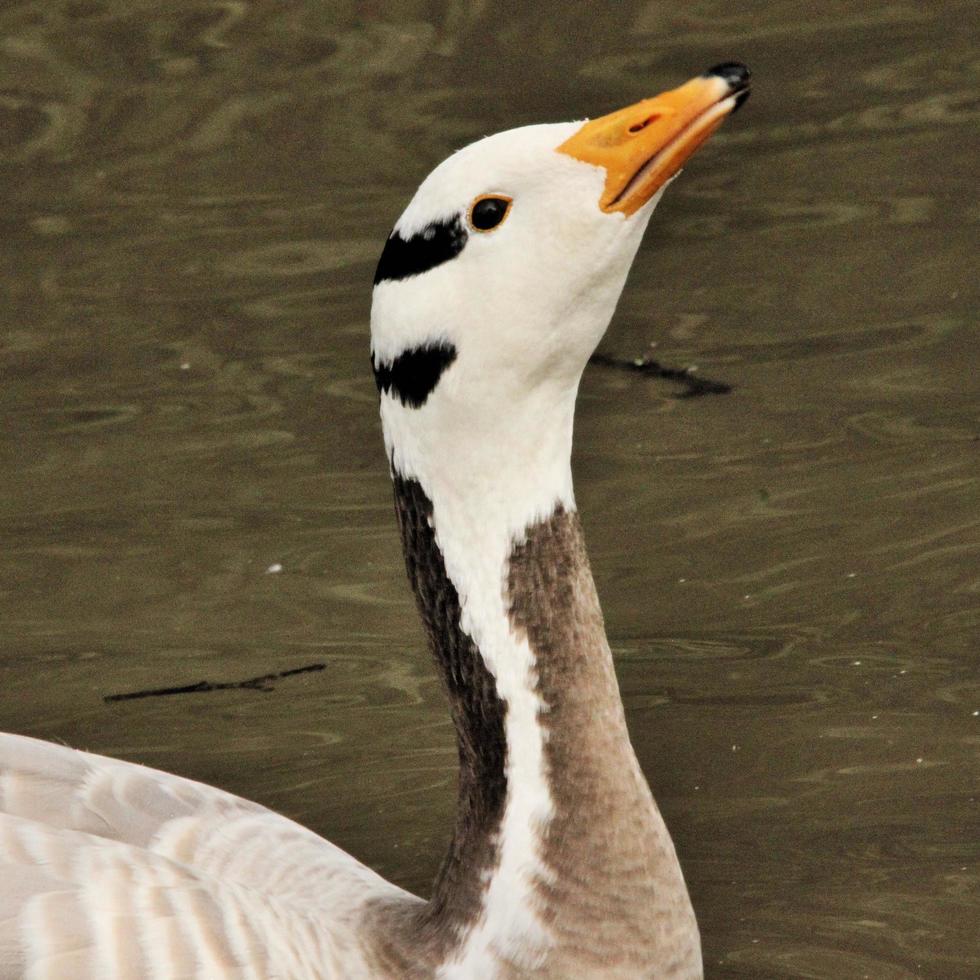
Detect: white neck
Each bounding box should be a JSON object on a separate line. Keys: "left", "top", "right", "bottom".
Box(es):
{"left": 383, "top": 384, "right": 574, "bottom": 972}
{"left": 379, "top": 381, "right": 700, "bottom": 976}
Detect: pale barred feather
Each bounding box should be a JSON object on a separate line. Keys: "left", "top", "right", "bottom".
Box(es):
{"left": 0, "top": 734, "right": 414, "bottom": 978}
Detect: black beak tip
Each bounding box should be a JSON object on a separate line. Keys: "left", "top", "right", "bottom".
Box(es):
{"left": 731, "top": 88, "right": 751, "bottom": 113}
{"left": 704, "top": 62, "right": 751, "bottom": 93}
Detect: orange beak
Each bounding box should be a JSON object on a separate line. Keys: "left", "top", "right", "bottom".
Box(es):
{"left": 557, "top": 63, "right": 750, "bottom": 216}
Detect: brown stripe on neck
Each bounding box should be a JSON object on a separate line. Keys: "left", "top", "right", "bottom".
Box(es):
{"left": 389, "top": 473, "right": 507, "bottom": 940}
{"left": 507, "top": 506, "right": 701, "bottom": 977}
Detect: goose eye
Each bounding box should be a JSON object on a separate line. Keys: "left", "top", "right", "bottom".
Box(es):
{"left": 468, "top": 195, "right": 512, "bottom": 232}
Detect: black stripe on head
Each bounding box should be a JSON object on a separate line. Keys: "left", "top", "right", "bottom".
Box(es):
{"left": 373, "top": 216, "right": 468, "bottom": 285}
{"left": 373, "top": 342, "right": 457, "bottom": 409}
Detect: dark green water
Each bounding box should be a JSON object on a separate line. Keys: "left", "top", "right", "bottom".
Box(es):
{"left": 1, "top": 2, "right": 977, "bottom": 976}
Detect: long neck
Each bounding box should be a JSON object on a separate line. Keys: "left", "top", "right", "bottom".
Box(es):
{"left": 379, "top": 388, "right": 701, "bottom": 977}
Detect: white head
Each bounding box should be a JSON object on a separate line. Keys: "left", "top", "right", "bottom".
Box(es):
{"left": 373, "top": 123, "right": 649, "bottom": 396}
{"left": 371, "top": 63, "right": 750, "bottom": 524}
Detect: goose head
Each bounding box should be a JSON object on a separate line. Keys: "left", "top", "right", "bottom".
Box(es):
{"left": 371, "top": 63, "right": 749, "bottom": 523}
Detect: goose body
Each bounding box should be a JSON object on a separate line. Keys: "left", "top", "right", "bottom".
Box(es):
{"left": 0, "top": 64, "right": 750, "bottom": 979}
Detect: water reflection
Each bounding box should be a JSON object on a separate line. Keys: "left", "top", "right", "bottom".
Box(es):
{"left": 1, "top": 1, "right": 977, "bottom": 977}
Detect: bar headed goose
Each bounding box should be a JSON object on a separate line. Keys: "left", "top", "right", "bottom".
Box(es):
{"left": 0, "top": 63, "right": 751, "bottom": 979}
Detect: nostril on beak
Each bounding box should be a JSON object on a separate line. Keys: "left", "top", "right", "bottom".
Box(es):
{"left": 703, "top": 62, "right": 751, "bottom": 92}
{"left": 628, "top": 114, "right": 660, "bottom": 134}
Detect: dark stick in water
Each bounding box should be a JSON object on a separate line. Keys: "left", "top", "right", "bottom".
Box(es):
{"left": 104, "top": 663, "right": 326, "bottom": 702}
{"left": 590, "top": 352, "right": 732, "bottom": 397}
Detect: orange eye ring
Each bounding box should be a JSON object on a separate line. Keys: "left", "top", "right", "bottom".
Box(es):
{"left": 467, "top": 194, "right": 513, "bottom": 233}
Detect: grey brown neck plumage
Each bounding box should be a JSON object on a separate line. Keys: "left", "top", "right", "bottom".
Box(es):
{"left": 507, "top": 505, "right": 701, "bottom": 977}
{"left": 365, "top": 472, "right": 700, "bottom": 977}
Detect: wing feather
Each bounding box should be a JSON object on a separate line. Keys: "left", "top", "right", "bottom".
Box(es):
{"left": 0, "top": 734, "right": 416, "bottom": 979}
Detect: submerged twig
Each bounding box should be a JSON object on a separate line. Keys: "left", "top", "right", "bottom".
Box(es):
{"left": 590, "top": 352, "right": 732, "bottom": 398}
{"left": 104, "top": 663, "right": 326, "bottom": 702}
